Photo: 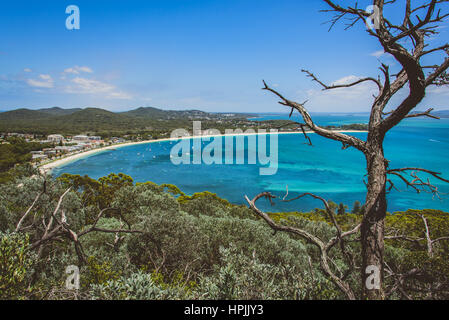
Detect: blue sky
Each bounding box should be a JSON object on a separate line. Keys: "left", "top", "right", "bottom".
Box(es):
{"left": 0, "top": 0, "right": 448, "bottom": 112}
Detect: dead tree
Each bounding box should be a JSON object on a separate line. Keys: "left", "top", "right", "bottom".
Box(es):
{"left": 384, "top": 213, "right": 449, "bottom": 299}
{"left": 257, "top": 0, "right": 449, "bottom": 299}
{"left": 245, "top": 192, "right": 360, "bottom": 300}
{"left": 16, "top": 186, "right": 143, "bottom": 266}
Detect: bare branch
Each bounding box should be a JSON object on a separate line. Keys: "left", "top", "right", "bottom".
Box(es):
{"left": 36, "top": 188, "right": 71, "bottom": 258}
{"left": 419, "top": 44, "right": 449, "bottom": 57}
{"left": 404, "top": 108, "right": 440, "bottom": 119}
{"left": 245, "top": 192, "right": 359, "bottom": 299}
{"left": 16, "top": 191, "right": 43, "bottom": 232}
{"left": 301, "top": 69, "right": 382, "bottom": 92}
{"left": 388, "top": 167, "right": 449, "bottom": 184}
{"left": 426, "top": 55, "right": 449, "bottom": 86}
{"left": 419, "top": 214, "right": 434, "bottom": 257}
{"left": 262, "top": 80, "right": 367, "bottom": 152}
{"left": 25, "top": 190, "right": 144, "bottom": 265}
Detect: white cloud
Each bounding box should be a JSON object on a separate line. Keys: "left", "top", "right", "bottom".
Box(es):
{"left": 64, "top": 66, "right": 93, "bottom": 74}
{"left": 332, "top": 75, "right": 361, "bottom": 86}
{"left": 108, "top": 91, "right": 133, "bottom": 99}
{"left": 26, "top": 74, "right": 54, "bottom": 88}
{"left": 325, "top": 75, "right": 378, "bottom": 99}
{"left": 370, "top": 50, "right": 385, "bottom": 58}
{"left": 23, "top": 68, "right": 32, "bottom": 73}
{"left": 428, "top": 85, "right": 449, "bottom": 96}
{"left": 64, "top": 68, "right": 77, "bottom": 74}
{"left": 65, "top": 77, "right": 131, "bottom": 99}
{"left": 304, "top": 75, "right": 379, "bottom": 111}
{"left": 69, "top": 77, "right": 114, "bottom": 93}
{"left": 39, "top": 74, "right": 52, "bottom": 80}
{"left": 78, "top": 66, "right": 93, "bottom": 73}
{"left": 21, "top": 67, "right": 131, "bottom": 100}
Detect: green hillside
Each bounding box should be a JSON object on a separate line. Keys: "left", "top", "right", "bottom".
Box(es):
{"left": 0, "top": 106, "right": 250, "bottom": 136}
{"left": 0, "top": 108, "right": 53, "bottom": 121}
{"left": 121, "top": 106, "right": 174, "bottom": 119}
{"left": 122, "top": 106, "right": 231, "bottom": 120}
{"left": 39, "top": 107, "right": 82, "bottom": 116}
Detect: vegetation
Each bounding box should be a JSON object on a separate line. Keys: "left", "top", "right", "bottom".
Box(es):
{"left": 0, "top": 137, "right": 54, "bottom": 183}
{"left": 0, "top": 107, "right": 253, "bottom": 137}
{"left": 0, "top": 107, "right": 367, "bottom": 138}
{"left": 0, "top": 170, "right": 448, "bottom": 300}
{"left": 0, "top": 232, "right": 34, "bottom": 299}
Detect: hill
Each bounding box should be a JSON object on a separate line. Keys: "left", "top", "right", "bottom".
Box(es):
{"left": 0, "top": 108, "right": 149, "bottom": 135}
{"left": 122, "top": 107, "right": 234, "bottom": 120}
{"left": 39, "top": 107, "right": 82, "bottom": 116}
{"left": 121, "top": 106, "right": 175, "bottom": 119}
{"left": 51, "top": 108, "right": 143, "bottom": 131}
{"left": 434, "top": 110, "right": 449, "bottom": 118}
{"left": 0, "top": 106, "right": 250, "bottom": 136}
{"left": 0, "top": 108, "right": 53, "bottom": 121}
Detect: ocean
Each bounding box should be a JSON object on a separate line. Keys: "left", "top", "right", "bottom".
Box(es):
{"left": 52, "top": 114, "right": 449, "bottom": 213}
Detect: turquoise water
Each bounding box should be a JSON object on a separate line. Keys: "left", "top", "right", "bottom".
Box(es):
{"left": 52, "top": 115, "right": 449, "bottom": 213}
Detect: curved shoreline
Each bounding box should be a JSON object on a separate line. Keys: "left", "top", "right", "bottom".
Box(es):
{"left": 39, "top": 130, "right": 368, "bottom": 173}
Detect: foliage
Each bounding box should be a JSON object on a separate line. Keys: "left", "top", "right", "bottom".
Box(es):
{"left": 89, "top": 271, "right": 188, "bottom": 300}
{"left": 0, "top": 172, "right": 448, "bottom": 300}
{"left": 195, "top": 246, "right": 340, "bottom": 300}
{"left": 0, "top": 232, "right": 35, "bottom": 299}
{"left": 81, "top": 256, "right": 121, "bottom": 289}
{"left": 58, "top": 173, "right": 133, "bottom": 210}
{"left": 351, "top": 201, "right": 362, "bottom": 215}
{"left": 0, "top": 138, "right": 53, "bottom": 183}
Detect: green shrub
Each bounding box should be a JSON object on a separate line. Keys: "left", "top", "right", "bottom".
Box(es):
{"left": 0, "top": 232, "right": 35, "bottom": 299}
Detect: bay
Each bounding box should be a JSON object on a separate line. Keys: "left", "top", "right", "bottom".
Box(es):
{"left": 52, "top": 114, "right": 449, "bottom": 213}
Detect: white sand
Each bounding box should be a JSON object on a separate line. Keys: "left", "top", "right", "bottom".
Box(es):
{"left": 39, "top": 130, "right": 367, "bottom": 173}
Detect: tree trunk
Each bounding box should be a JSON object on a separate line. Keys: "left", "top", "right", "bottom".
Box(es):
{"left": 361, "top": 142, "right": 387, "bottom": 300}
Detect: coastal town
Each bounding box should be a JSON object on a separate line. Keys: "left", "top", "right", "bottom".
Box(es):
{"left": 0, "top": 118, "right": 370, "bottom": 173}
{"left": 0, "top": 132, "right": 128, "bottom": 165}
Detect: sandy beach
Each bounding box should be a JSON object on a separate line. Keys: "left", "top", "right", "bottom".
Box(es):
{"left": 39, "top": 130, "right": 368, "bottom": 173}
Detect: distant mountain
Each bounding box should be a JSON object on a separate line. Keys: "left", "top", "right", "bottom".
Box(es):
{"left": 433, "top": 110, "right": 449, "bottom": 118}
{"left": 0, "top": 108, "right": 53, "bottom": 121}
{"left": 121, "top": 106, "right": 171, "bottom": 119}
{"left": 0, "top": 106, "right": 245, "bottom": 135}
{"left": 0, "top": 107, "right": 82, "bottom": 119}
{"left": 0, "top": 106, "right": 250, "bottom": 122}
{"left": 62, "top": 108, "right": 128, "bottom": 121}
{"left": 55, "top": 108, "right": 137, "bottom": 128}
{"left": 122, "top": 107, "right": 216, "bottom": 120}
{"left": 39, "top": 107, "right": 82, "bottom": 116}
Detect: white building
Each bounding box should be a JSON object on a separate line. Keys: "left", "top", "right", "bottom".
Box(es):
{"left": 47, "top": 134, "right": 65, "bottom": 143}
{"left": 32, "top": 154, "right": 48, "bottom": 160}
{"left": 73, "top": 135, "right": 89, "bottom": 142}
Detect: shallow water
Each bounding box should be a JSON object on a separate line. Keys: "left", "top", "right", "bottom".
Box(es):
{"left": 53, "top": 115, "right": 449, "bottom": 213}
